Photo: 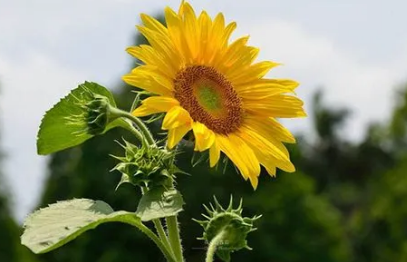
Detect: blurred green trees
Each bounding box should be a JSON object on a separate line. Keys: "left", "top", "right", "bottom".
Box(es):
{"left": 1, "top": 14, "right": 407, "bottom": 262}
{"left": 0, "top": 153, "right": 21, "bottom": 262}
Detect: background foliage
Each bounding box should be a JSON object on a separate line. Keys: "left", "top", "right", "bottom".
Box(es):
{"left": 1, "top": 15, "right": 407, "bottom": 262}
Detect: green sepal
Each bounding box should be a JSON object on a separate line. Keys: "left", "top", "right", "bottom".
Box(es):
{"left": 21, "top": 199, "right": 142, "bottom": 254}
{"left": 37, "top": 81, "right": 120, "bottom": 155}
{"left": 136, "top": 187, "right": 184, "bottom": 221}
{"left": 191, "top": 151, "right": 209, "bottom": 167}
{"left": 115, "top": 173, "right": 132, "bottom": 191}
{"left": 216, "top": 249, "right": 231, "bottom": 262}
{"left": 111, "top": 140, "right": 179, "bottom": 189}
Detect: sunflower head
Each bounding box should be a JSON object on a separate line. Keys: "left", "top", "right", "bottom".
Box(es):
{"left": 123, "top": 1, "right": 306, "bottom": 189}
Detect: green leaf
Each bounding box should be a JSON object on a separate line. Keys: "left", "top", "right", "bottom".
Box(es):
{"left": 21, "top": 199, "right": 141, "bottom": 254}
{"left": 37, "top": 81, "right": 119, "bottom": 155}
{"left": 136, "top": 187, "right": 184, "bottom": 221}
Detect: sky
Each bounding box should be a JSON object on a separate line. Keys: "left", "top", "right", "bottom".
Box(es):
{"left": 1, "top": 0, "right": 407, "bottom": 221}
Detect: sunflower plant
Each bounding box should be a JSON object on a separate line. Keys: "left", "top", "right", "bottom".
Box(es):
{"left": 21, "top": 2, "right": 305, "bottom": 262}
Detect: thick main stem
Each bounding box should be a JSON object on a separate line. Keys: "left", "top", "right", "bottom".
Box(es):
{"left": 205, "top": 230, "right": 226, "bottom": 262}
{"left": 125, "top": 219, "right": 177, "bottom": 262}
{"left": 141, "top": 187, "right": 174, "bottom": 261}
{"left": 154, "top": 219, "right": 174, "bottom": 257}
{"left": 166, "top": 216, "right": 184, "bottom": 262}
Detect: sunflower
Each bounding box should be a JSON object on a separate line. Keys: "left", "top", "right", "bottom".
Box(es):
{"left": 123, "top": 1, "right": 306, "bottom": 189}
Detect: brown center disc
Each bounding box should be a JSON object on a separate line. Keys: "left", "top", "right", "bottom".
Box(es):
{"left": 173, "top": 65, "right": 243, "bottom": 135}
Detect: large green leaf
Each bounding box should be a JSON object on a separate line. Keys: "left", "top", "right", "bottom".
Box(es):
{"left": 21, "top": 199, "right": 141, "bottom": 254}
{"left": 37, "top": 81, "right": 120, "bottom": 155}
{"left": 136, "top": 187, "right": 184, "bottom": 221}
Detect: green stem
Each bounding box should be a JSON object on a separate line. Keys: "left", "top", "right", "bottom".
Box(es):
{"left": 166, "top": 216, "right": 184, "bottom": 262}
{"left": 127, "top": 122, "right": 148, "bottom": 147}
{"left": 205, "top": 230, "right": 226, "bottom": 262}
{"left": 109, "top": 107, "right": 155, "bottom": 146}
{"left": 125, "top": 218, "right": 177, "bottom": 262}
{"left": 140, "top": 187, "right": 176, "bottom": 262}
{"left": 154, "top": 219, "right": 174, "bottom": 257}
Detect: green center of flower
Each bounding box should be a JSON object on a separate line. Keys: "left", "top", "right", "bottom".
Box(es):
{"left": 195, "top": 83, "right": 222, "bottom": 112}
{"left": 173, "top": 65, "right": 243, "bottom": 134}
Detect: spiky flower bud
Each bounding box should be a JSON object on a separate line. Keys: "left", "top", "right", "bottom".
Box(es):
{"left": 65, "top": 83, "right": 121, "bottom": 136}
{"left": 112, "top": 140, "right": 183, "bottom": 189}
{"left": 85, "top": 95, "right": 114, "bottom": 135}
{"left": 194, "top": 196, "right": 261, "bottom": 262}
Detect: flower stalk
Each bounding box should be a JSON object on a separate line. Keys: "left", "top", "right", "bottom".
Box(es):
{"left": 166, "top": 216, "right": 184, "bottom": 262}
{"left": 205, "top": 230, "right": 226, "bottom": 262}
{"left": 154, "top": 219, "right": 174, "bottom": 258}
{"left": 109, "top": 107, "right": 155, "bottom": 146}
{"left": 125, "top": 217, "right": 177, "bottom": 262}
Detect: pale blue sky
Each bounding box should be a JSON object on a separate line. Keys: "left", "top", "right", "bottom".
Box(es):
{"left": 1, "top": 0, "right": 406, "bottom": 220}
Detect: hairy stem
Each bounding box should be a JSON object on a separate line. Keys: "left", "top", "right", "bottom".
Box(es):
{"left": 109, "top": 107, "right": 155, "bottom": 146}
{"left": 139, "top": 186, "right": 176, "bottom": 262}
{"left": 205, "top": 230, "right": 226, "bottom": 262}
{"left": 127, "top": 123, "right": 148, "bottom": 147}
{"left": 166, "top": 216, "right": 184, "bottom": 262}
{"left": 154, "top": 219, "right": 174, "bottom": 258}
{"left": 125, "top": 218, "right": 177, "bottom": 262}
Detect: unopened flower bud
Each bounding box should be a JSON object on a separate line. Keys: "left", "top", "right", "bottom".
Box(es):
{"left": 112, "top": 140, "right": 184, "bottom": 189}
{"left": 85, "top": 95, "right": 113, "bottom": 135}
{"left": 194, "top": 196, "right": 261, "bottom": 262}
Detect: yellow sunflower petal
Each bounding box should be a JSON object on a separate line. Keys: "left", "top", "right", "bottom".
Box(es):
{"left": 236, "top": 79, "right": 299, "bottom": 99}
{"left": 204, "top": 13, "right": 225, "bottom": 63}
{"left": 222, "top": 46, "right": 259, "bottom": 76}
{"left": 178, "top": 0, "right": 186, "bottom": 16}
{"left": 219, "top": 21, "right": 237, "bottom": 49}
{"left": 248, "top": 175, "right": 259, "bottom": 190}
{"left": 126, "top": 45, "right": 176, "bottom": 78}
{"left": 197, "top": 11, "right": 212, "bottom": 63}
{"left": 250, "top": 144, "right": 288, "bottom": 176}
{"left": 123, "top": 66, "right": 173, "bottom": 96}
{"left": 132, "top": 97, "right": 179, "bottom": 117}
{"left": 164, "top": 7, "right": 185, "bottom": 58}
{"left": 237, "top": 79, "right": 299, "bottom": 92}
{"left": 214, "top": 36, "right": 252, "bottom": 72}
{"left": 209, "top": 140, "right": 220, "bottom": 167}
{"left": 216, "top": 134, "right": 260, "bottom": 188}
{"left": 140, "top": 14, "right": 167, "bottom": 36}
{"left": 182, "top": 2, "right": 200, "bottom": 61}
{"left": 239, "top": 127, "right": 295, "bottom": 172}
{"left": 265, "top": 165, "right": 277, "bottom": 177}
{"left": 162, "top": 106, "right": 192, "bottom": 130}
{"left": 167, "top": 123, "right": 192, "bottom": 149}
{"left": 228, "top": 61, "right": 280, "bottom": 85}
{"left": 244, "top": 95, "right": 306, "bottom": 118}
{"left": 192, "top": 122, "right": 215, "bottom": 151}
{"left": 244, "top": 117, "right": 296, "bottom": 143}
{"left": 136, "top": 25, "right": 182, "bottom": 70}
{"left": 211, "top": 13, "right": 225, "bottom": 39}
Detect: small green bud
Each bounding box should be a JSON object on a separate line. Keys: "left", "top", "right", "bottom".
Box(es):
{"left": 65, "top": 85, "right": 120, "bottom": 136}
{"left": 112, "top": 140, "right": 183, "bottom": 189}
{"left": 194, "top": 196, "right": 261, "bottom": 262}
{"left": 85, "top": 95, "right": 112, "bottom": 135}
